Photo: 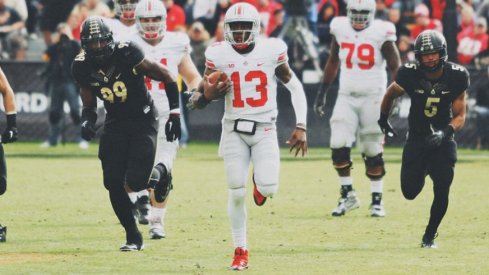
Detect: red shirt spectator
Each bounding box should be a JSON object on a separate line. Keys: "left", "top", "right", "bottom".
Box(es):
{"left": 410, "top": 3, "right": 442, "bottom": 41}
{"left": 256, "top": 0, "right": 283, "bottom": 36}
{"left": 163, "top": 0, "right": 186, "bottom": 31}
{"left": 457, "top": 18, "right": 489, "bottom": 64}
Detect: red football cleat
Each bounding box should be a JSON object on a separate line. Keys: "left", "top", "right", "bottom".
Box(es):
{"left": 253, "top": 177, "right": 267, "bottom": 206}
{"left": 230, "top": 247, "right": 248, "bottom": 271}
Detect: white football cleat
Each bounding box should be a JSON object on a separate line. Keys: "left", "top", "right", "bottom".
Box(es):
{"left": 332, "top": 190, "right": 360, "bottom": 216}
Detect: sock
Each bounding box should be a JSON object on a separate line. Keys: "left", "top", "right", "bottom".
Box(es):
{"left": 370, "top": 179, "right": 383, "bottom": 205}
{"left": 127, "top": 192, "right": 138, "bottom": 204}
{"left": 151, "top": 207, "right": 166, "bottom": 223}
{"left": 109, "top": 186, "right": 139, "bottom": 238}
{"left": 138, "top": 189, "right": 149, "bottom": 198}
{"left": 340, "top": 177, "right": 353, "bottom": 198}
{"left": 228, "top": 188, "right": 247, "bottom": 249}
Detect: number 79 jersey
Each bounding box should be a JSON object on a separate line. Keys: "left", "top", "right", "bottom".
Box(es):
{"left": 331, "top": 16, "right": 396, "bottom": 94}
{"left": 205, "top": 37, "right": 288, "bottom": 123}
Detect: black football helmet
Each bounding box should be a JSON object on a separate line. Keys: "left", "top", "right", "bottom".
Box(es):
{"left": 80, "top": 16, "right": 115, "bottom": 64}
{"left": 414, "top": 30, "right": 447, "bottom": 72}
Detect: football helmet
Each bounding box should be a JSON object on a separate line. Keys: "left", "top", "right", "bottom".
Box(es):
{"left": 80, "top": 16, "right": 115, "bottom": 64}
{"left": 414, "top": 30, "right": 447, "bottom": 72}
{"left": 224, "top": 3, "right": 260, "bottom": 50}
{"left": 347, "top": 0, "right": 376, "bottom": 30}
{"left": 115, "top": 0, "right": 139, "bottom": 20}
{"left": 135, "top": 0, "right": 167, "bottom": 40}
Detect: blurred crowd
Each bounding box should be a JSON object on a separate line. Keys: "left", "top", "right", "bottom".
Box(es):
{"left": 0, "top": 0, "right": 488, "bottom": 67}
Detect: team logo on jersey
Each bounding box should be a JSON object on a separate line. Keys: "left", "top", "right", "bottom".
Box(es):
{"left": 430, "top": 89, "right": 435, "bottom": 95}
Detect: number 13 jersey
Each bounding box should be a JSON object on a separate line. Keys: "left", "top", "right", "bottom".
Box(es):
{"left": 331, "top": 17, "right": 396, "bottom": 95}
{"left": 205, "top": 37, "right": 288, "bottom": 123}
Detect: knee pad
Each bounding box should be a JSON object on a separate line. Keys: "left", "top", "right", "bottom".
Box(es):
{"left": 331, "top": 147, "right": 352, "bottom": 173}
{"left": 49, "top": 111, "right": 62, "bottom": 124}
{"left": 150, "top": 163, "right": 173, "bottom": 203}
{"left": 70, "top": 110, "right": 81, "bottom": 124}
{"left": 363, "top": 153, "right": 385, "bottom": 180}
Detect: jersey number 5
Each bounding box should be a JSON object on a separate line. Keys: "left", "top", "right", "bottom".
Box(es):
{"left": 230, "top": 71, "right": 268, "bottom": 108}
{"left": 341, "top": 42, "right": 375, "bottom": 70}
{"left": 425, "top": 97, "right": 440, "bottom": 117}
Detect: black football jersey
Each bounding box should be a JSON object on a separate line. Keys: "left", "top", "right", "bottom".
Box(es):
{"left": 395, "top": 61, "right": 470, "bottom": 137}
{"left": 71, "top": 41, "right": 152, "bottom": 121}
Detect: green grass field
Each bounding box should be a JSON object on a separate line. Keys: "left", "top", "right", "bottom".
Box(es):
{"left": 0, "top": 142, "right": 488, "bottom": 274}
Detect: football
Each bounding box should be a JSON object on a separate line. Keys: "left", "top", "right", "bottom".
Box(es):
{"left": 207, "top": 70, "right": 228, "bottom": 84}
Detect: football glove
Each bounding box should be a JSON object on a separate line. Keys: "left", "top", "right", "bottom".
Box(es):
{"left": 425, "top": 125, "right": 454, "bottom": 147}
{"left": 81, "top": 120, "right": 96, "bottom": 141}
{"left": 313, "top": 83, "right": 329, "bottom": 117}
{"left": 377, "top": 113, "right": 397, "bottom": 138}
{"left": 1, "top": 114, "right": 18, "bottom": 144}
{"left": 165, "top": 113, "right": 181, "bottom": 142}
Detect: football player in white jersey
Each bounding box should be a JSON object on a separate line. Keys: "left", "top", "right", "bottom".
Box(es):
{"left": 106, "top": 0, "right": 150, "bottom": 225}
{"left": 189, "top": 2, "right": 308, "bottom": 271}
{"left": 106, "top": 0, "right": 139, "bottom": 42}
{"left": 134, "top": 0, "right": 227, "bottom": 239}
{"left": 314, "top": 0, "right": 401, "bottom": 217}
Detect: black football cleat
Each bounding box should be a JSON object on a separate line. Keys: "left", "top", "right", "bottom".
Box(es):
{"left": 421, "top": 232, "right": 438, "bottom": 249}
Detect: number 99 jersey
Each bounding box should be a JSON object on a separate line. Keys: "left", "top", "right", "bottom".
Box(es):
{"left": 72, "top": 41, "right": 153, "bottom": 121}
{"left": 204, "top": 37, "right": 288, "bottom": 123}
{"left": 331, "top": 16, "right": 396, "bottom": 95}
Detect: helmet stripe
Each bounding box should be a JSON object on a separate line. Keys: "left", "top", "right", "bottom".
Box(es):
{"left": 148, "top": 0, "right": 152, "bottom": 11}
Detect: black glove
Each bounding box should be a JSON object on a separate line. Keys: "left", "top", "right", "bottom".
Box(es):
{"left": 81, "top": 120, "right": 96, "bottom": 141}
{"left": 313, "top": 83, "right": 329, "bottom": 117}
{"left": 165, "top": 113, "right": 181, "bottom": 142}
{"left": 377, "top": 113, "right": 397, "bottom": 138}
{"left": 1, "top": 113, "right": 18, "bottom": 144}
{"left": 425, "top": 125, "right": 454, "bottom": 147}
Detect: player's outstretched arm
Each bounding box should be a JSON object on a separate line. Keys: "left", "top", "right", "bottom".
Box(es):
{"left": 276, "top": 63, "right": 308, "bottom": 157}
{"left": 381, "top": 41, "right": 401, "bottom": 82}
{"left": 314, "top": 36, "right": 340, "bottom": 117}
{"left": 80, "top": 86, "right": 98, "bottom": 141}
{"left": 450, "top": 90, "right": 468, "bottom": 131}
{"left": 0, "top": 67, "right": 17, "bottom": 144}
{"left": 378, "top": 82, "right": 405, "bottom": 137}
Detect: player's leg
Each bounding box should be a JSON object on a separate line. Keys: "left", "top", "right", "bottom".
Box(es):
{"left": 358, "top": 94, "right": 386, "bottom": 217}
{"left": 250, "top": 123, "right": 280, "bottom": 206}
{"left": 148, "top": 130, "right": 178, "bottom": 239}
{"left": 400, "top": 141, "right": 428, "bottom": 200}
{"left": 422, "top": 140, "right": 457, "bottom": 248}
{"left": 99, "top": 124, "right": 142, "bottom": 251}
{"left": 221, "top": 121, "right": 251, "bottom": 270}
{"left": 0, "top": 144, "right": 7, "bottom": 196}
{"left": 0, "top": 144, "right": 7, "bottom": 241}
{"left": 329, "top": 94, "right": 359, "bottom": 216}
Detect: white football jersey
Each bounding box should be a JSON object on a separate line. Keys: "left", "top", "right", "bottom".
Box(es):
{"left": 330, "top": 17, "right": 396, "bottom": 94}
{"left": 106, "top": 18, "right": 138, "bottom": 42}
{"left": 132, "top": 32, "right": 191, "bottom": 116}
{"left": 205, "top": 37, "right": 288, "bottom": 123}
